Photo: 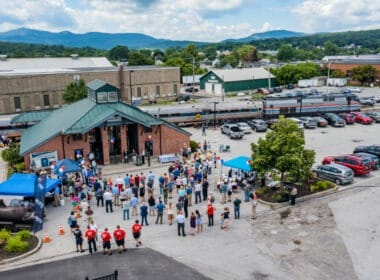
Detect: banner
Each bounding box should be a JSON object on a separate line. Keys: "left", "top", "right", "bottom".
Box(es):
{"left": 33, "top": 174, "right": 46, "bottom": 233}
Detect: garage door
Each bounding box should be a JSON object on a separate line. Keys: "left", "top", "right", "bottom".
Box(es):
{"left": 214, "top": 83, "right": 222, "bottom": 95}
{"left": 205, "top": 83, "right": 213, "bottom": 94}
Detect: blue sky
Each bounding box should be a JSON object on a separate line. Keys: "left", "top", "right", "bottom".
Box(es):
{"left": 0, "top": 0, "right": 378, "bottom": 42}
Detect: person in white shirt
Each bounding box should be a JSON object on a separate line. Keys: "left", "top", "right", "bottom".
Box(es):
{"left": 103, "top": 189, "right": 113, "bottom": 213}
{"left": 195, "top": 182, "right": 202, "bottom": 204}
{"left": 176, "top": 211, "right": 186, "bottom": 237}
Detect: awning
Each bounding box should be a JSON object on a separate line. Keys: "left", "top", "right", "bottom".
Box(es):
{"left": 222, "top": 156, "right": 252, "bottom": 172}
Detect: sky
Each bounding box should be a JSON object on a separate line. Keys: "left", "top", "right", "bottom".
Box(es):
{"left": 0, "top": 0, "right": 379, "bottom": 42}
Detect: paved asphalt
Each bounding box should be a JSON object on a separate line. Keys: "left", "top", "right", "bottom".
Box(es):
{"left": 0, "top": 248, "right": 211, "bottom": 280}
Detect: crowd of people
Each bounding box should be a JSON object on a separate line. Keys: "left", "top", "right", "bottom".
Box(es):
{"left": 62, "top": 141, "right": 260, "bottom": 254}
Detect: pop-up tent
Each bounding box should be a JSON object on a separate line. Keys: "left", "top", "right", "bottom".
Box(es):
{"left": 222, "top": 156, "right": 252, "bottom": 172}
{"left": 53, "top": 159, "right": 81, "bottom": 175}
{"left": 0, "top": 173, "right": 61, "bottom": 196}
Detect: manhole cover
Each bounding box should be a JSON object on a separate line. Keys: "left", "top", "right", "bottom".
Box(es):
{"left": 352, "top": 139, "right": 363, "bottom": 142}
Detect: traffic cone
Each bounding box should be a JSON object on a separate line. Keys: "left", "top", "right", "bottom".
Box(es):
{"left": 58, "top": 224, "right": 65, "bottom": 235}
{"left": 43, "top": 231, "right": 52, "bottom": 243}
{"left": 76, "top": 209, "right": 82, "bottom": 218}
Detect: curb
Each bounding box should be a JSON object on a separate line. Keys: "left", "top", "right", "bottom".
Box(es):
{"left": 100, "top": 162, "right": 173, "bottom": 177}
{"left": 258, "top": 185, "right": 338, "bottom": 209}
{"left": 0, "top": 236, "right": 43, "bottom": 265}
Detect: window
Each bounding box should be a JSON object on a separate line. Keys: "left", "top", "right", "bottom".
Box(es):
{"left": 137, "top": 87, "right": 142, "bottom": 98}
{"left": 173, "top": 84, "right": 178, "bottom": 94}
{"left": 43, "top": 94, "right": 50, "bottom": 107}
{"left": 156, "top": 85, "right": 160, "bottom": 96}
{"left": 14, "top": 97, "right": 21, "bottom": 111}
{"left": 73, "top": 134, "right": 83, "bottom": 141}
{"left": 107, "top": 92, "right": 118, "bottom": 102}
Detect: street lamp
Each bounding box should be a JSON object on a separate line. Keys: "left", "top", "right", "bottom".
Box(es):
{"left": 221, "top": 75, "right": 225, "bottom": 102}
{"left": 129, "top": 70, "right": 134, "bottom": 106}
{"left": 212, "top": 101, "right": 219, "bottom": 129}
{"left": 327, "top": 62, "right": 331, "bottom": 93}
{"left": 297, "top": 95, "right": 303, "bottom": 116}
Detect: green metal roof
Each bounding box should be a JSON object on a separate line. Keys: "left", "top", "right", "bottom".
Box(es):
{"left": 20, "top": 97, "right": 190, "bottom": 155}
{"left": 11, "top": 110, "right": 52, "bottom": 124}
{"left": 86, "top": 79, "right": 108, "bottom": 91}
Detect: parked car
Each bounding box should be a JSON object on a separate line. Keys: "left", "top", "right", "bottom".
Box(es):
{"left": 248, "top": 119, "right": 268, "bottom": 132}
{"left": 287, "top": 83, "right": 294, "bottom": 89}
{"left": 350, "top": 87, "right": 362, "bottom": 93}
{"left": 353, "top": 145, "right": 380, "bottom": 157}
{"left": 273, "top": 87, "right": 282, "bottom": 93}
{"left": 185, "top": 87, "right": 199, "bottom": 93}
{"left": 351, "top": 112, "right": 373, "bottom": 124}
{"left": 372, "top": 96, "right": 380, "bottom": 103}
{"left": 288, "top": 117, "right": 304, "bottom": 129}
{"left": 366, "top": 112, "right": 380, "bottom": 122}
{"left": 323, "top": 113, "right": 346, "bottom": 127}
{"left": 299, "top": 117, "right": 317, "bottom": 129}
{"left": 358, "top": 98, "right": 375, "bottom": 106}
{"left": 257, "top": 88, "right": 270, "bottom": 94}
{"left": 322, "top": 155, "right": 372, "bottom": 176}
{"left": 236, "top": 122, "right": 252, "bottom": 134}
{"left": 339, "top": 113, "right": 355, "bottom": 125}
{"left": 221, "top": 124, "right": 244, "bottom": 139}
{"left": 353, "top": 152, "right": 379, "bottom": 170}
{"left": 312, "top": 163, "right": 354, "bottom": 185}
{"left": 175, "top": 94, "right": 190, "bottom": 102}
{"left": 313, "top": 116, "right": 328, "bottom": 127}
{"left": 266, "top": 118, "right": 278, "bottom": 129}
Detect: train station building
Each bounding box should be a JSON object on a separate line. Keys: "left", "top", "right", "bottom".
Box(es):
{"left": 14, "top": 80, "right": 190, "bottom": 170}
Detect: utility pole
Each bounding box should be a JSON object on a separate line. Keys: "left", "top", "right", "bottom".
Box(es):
{"left": 267, "top": 62, "right": 271, "bottom": 89}
{"left": 222, "top": 75, "right": 225, "bottom": 102}
{"left": 192, "top": 56, "right": 195, "bottom": 102}
{"left": 212, "top": 101, "right": 219, "bottom": 129}
{"left": 327, "top": 63, "right": 331, "bottom": 93}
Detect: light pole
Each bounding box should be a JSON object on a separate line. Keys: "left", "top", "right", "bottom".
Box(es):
{"left": 129, "top": 70, "right": 134, "bottom": 106}
{"left": 212, "top": 101, "right": 219, "bottom": 129}
{"left": 327, "top": 62, "right": 331, "bottom": 93}
{"left": 221, "top": 75, "right": 225, "bottom": 102}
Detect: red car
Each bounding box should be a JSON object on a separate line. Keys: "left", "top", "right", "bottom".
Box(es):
{"left": 322, "top": 155, "right": 372, "bottom": 175}
{"left": 339, "top": 113, "right": 355, "bottom": 125}
{"left": 351, "top": 112, "right": 373, "bottom": 124}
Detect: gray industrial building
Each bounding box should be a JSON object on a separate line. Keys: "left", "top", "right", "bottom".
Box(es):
{"left": 0, "top": 56, "right": 180, "bottom": 114}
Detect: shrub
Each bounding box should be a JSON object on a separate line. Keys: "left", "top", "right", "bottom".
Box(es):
{"left": 0, "top": 228, "right": 11, "bottom": 243}
{"left": 311, "top": 180, "right": 335, "bottom": 192}
{"left": 255, "top": 186, "right": 267, "bottom": 196}
{"left": 189, "top": 140, "right": 198, "bottom": 153}
{"left": 16, "top": 230, "right": 31, "bottom": 240}
{"left": 5, "top": 236, "right": 29, "bottom": 253}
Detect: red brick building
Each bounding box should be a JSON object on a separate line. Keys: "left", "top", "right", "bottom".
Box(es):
{"left": 15, "top": 80, "right": 190, "bottom": 170}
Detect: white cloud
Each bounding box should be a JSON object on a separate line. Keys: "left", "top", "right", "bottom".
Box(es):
{"left": 260, "top": 22, "right": 272, "bottom": 32}
{"left": 292, "top": 0, "right": 380, "bottom": 32}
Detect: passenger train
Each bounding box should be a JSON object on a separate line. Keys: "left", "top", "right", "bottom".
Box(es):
{"left": 144, "top": 93, "right": 360, "bottom": 126}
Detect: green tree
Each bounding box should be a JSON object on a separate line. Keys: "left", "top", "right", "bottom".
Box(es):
{"left": 1, "top": 143, "right": 23, "bottom": 168}
{"left": 108, "top": 45, "right": 129, "bottom": 61}
{"left": 237, "top": 45, "right": 258, "bottom": 66}
{"left": 277, "top": 44, "right": 295, "bottom": 61}
{"left": 351, "top": 64, "right": 376, "bottom": 85}
{"left": 219, "top": 54, "right": 238, "bottom": 68}
{"left": 271, "top": 62, "right": 320, "bottom": 85}
{"left": 251, "top": 116, "right": 315, "bottom": 186}
{"left": 63, "top": 79, "right": 87, "bottom": 104}
{"left": 323, "top": 41, "right": 339, "bottom": 55}
{"left": 127, "top": 51, "right": 154, "bottom": 65}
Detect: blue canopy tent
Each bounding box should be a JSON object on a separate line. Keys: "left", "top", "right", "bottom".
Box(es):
{"left": 222, "top": 156, "right": 252, "bottom": 172}
{"left": 0, "top": 173, "right": 61, "bottom": 196}
{"left": 53, "top": 159, "right": 81, "bottom": 175}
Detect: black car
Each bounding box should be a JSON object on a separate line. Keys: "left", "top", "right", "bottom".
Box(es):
{"left": 323, "top": 113, "right": 346, "bottom": 127}
{"left": 354, "top": 145, "right": 380, "bottom": 157}
{"left": 185, "top": 87, "right": 199, "bottom": 93}
{"left": 247, "top": 119, "right": 268, "bottom": 132}
{"left": 265, "top": 118, "right": 278, "bottom": 129}
{"left": 175, "top": 94, "right": 190, "bottom": 102}
{"left": 273, "top": 87, "right": 282, "bottom": 93}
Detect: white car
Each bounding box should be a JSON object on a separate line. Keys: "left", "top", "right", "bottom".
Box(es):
{"left": 288, "top": 117, "right": 304, "bottom": 129}
{"left": 350, "top": 87, "right": 362, "bottom": 93}
{"left": 236, "top": 122, "right": 252, "bottom": 134}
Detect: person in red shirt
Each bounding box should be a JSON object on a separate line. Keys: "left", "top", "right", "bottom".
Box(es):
{"left": 207, "top": 204, "right": 215, "bottom": 226}
{"left": 84, "top": 225, "right": 97, "bottom": 254}
{"left": 101, "top": 228, "right": 112, "bottom": 255}
{"left": 131, "top": 220, "right": 142, "bottom": 247}
{"left": 113, "top": 225, "right": 127, "bottom": 253}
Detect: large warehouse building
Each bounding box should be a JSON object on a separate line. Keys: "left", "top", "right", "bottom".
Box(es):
{"left": 0, "top": 56, "right": 180, "bottom": 114}
{"left": 199, "top": 68, "right": 276, "bottom": 95}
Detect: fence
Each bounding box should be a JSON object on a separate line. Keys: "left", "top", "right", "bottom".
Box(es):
{"left": 85, "top": 270, "right": 118, "bottom": 280}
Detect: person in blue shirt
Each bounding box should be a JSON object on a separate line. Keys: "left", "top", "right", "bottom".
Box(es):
{"left": 124, "top": 174, "right": 130, "bottom": 188}
{"left": 54, "top": 185, "right": 61, "bottom": 207}
{"left": 147, "top": 171, "right": 155, "bottom": 191}
{"left": 155, "top": 200, "right": 166, "bottom": 224}
{"left": 158, "top": 175, "right": 165, "bottom": 195}
{"left": 140, "top": 202, "right": 149, "bottom": 226}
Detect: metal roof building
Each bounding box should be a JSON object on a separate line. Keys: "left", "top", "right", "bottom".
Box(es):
{"left": 199, "top": 68, "right": 276, "bottom": 94}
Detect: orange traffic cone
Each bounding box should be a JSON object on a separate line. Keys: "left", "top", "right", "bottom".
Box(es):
{"left": 76, "top": 209, "right": 82, "bottom": 218}
{"left": 43, "top": 231, "right": 52, "bottom": 243}
{"left": 58, "top": 224, "right": 65, "bottom": 235}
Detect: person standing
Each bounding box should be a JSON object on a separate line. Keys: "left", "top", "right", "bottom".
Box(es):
{"left": 131, "top": 195, "right": 139, "bottom": 216}
{"left": 163, "top": 185, "right": 168, "bottom": 205}
{"left": 233, "top": 196, "right": 242, "bottom": 219}
{"left": 122, "top": 197, "right": 131, "bottom": 220}
{"left": 113, "top": 225, "right": 127, "bottom": 254}
{"left": 167, "top": 202, "right": 175, "bottom": 225}
{"left": 183, "top": 196, "right": 189, "bottom": 218}
{"left": 155, "top": 199, "right": 165, "bottom": 224}
{"left": 132, "top": 220, "right": 142, "bottom": 247}
{"left": 202, "top": 179, "right": 209, "bottom": 201}
{"left": 103, "top": 189, "right": 113, "bottom": 213}
{"left": 186, "top": 185, "right": 193, "bottom": 206}
{"left": 89, "top": 218, "right": 98, "bottom": 242}
{"left": 95, "top": 187, "right": 104, "bottom": 207}
{"left": 290, "top": 186, "right": 297, "bottom": 206}
{"left": 207, "top": 204, "right": 215, "bottom": 227}
{"left": 176, "top": 211, "right": 186, "bottom": 237}
{"left": 222, "top": 207, "right": 230, "bottom": 230}
{"left": 141, "top": 149, "right": 146, "bottom": 165}
{"left": 101, "top": 228, "right": 112, "bottom": 255}
{"left": 111, "top": 184, "right": 120, "bottom": 207}
{"left": 189, "top": 212, "right": 196, "bottom": 235}
{"left": 195, "top": 181, "right": 202, "bottom": 204}
{"left": 250, "top": 192, "right": 258, "bottom": 219}
{"left": 147, "top": 194, "right": 156, "bottom": 216}
{"left": 85, "top": 225, "right": 97, "bottom": 254}
{"left": 140, "top": 202, "right": 149, "bottom": 226}
{"left": 202, "top": 123, "right": 206, "bottom": 136}
{"left": 73, "top": 225, "right": 85, "bottom": 253}
{"left": 195, "top": 209, "right": 203, "bottom": 233}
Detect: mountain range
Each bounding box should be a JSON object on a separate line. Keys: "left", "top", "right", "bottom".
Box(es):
{"left": 0, "top": 28, "right": 304, "bottom": 50}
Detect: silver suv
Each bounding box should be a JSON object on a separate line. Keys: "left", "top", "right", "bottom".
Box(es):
{"left": 312, "top": 163, "right": 354, "bottom": 185}
{"left": 221, "top": 124, "right": 244, "bottom": 139}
